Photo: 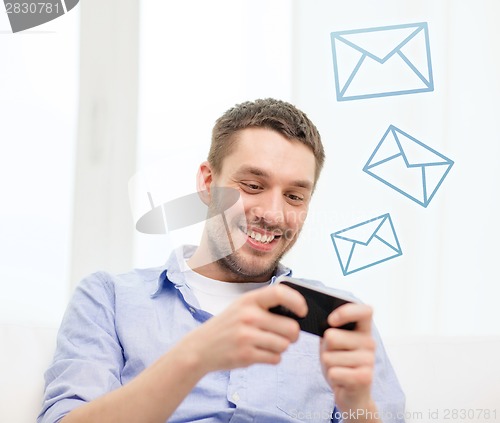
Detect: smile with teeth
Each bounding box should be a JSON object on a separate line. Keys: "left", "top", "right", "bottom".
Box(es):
{"left": 243, "top": 228, "right": 278, "bottom": 244}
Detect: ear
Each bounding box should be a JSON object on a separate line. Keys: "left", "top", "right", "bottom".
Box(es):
{"left": 196, "top": 161, "right": 214, "bottom": 205}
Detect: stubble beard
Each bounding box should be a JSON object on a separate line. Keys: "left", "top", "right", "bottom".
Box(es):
{"left": 215, "top": 247, "right": 281, "bottom": 281}
{"left": 206, "top": 215, "right": 299, "bottom": 282}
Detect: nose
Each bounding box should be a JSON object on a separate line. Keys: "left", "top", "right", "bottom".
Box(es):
{"left": 252, "top": 189, "right": 285, "bottom": 226}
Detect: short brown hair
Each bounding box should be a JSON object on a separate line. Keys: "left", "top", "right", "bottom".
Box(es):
{"left": 208, "top": 98, "right": 325, "bottom": 185}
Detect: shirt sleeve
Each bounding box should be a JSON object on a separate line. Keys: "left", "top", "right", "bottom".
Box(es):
{"left": 37, "top": 272, "right": 124, "bottom": 423}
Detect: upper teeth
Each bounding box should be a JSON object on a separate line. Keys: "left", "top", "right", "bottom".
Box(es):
{"left": 243, "top": 228, "right": 275, "bottom": 244}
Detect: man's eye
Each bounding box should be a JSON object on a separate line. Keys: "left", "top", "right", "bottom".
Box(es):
{"left": 241, "top": 182, "right": 262, "bottom": 192}
{"left": 286, "top": 194, "right": 304, "bottom": 203}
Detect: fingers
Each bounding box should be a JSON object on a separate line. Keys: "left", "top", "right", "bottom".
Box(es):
{"left": 324, "top": 365, "right": 374, "bottom": 390}
{"left": 322, "top": 327, "right": 376, "bottom": 352}
{"left": 248, "top": 284, "right": 308, "bottom": 342}
{"left": 192, "top": 284, "right": 308, "bottom": 372}
{"left": 234, "top": 297, "right": 302, "bottom": 343}
{"left": 234, "top": 325, "right": 293, "bottom": 355}
{"left": 320, "top": 348, "right": 375, "bottom": 369}
{"left": 230, "top": 325, "right": 295, "bottom": 366}
{"left": 320, "top": 328, "right": 376, "bottom": 392}
{"left": 257, "top": 312, "right": 302, "bottom": 343}
{"left": 320, "top": 303, "right": 376, "bottom": 397}
{"left": 321, "top": 305, "right": 376, "bottom": 354}
{"left": 254, "top": 284, "right": 308, "bottom": 318}
{"left": 328, "top": 303, "right": 373, "bottom": 333}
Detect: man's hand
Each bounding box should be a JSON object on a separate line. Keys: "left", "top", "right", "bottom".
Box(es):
{"left": 179, "top": 284, "right": 308, "bottom": 374}
{"left": 320, "top": 303, "right": 380, "bottom": 422}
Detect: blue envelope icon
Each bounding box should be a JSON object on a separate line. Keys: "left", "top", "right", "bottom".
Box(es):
{"left": 331, "top": 22, "right": 434, "bottom": 101}
{"left": 363, "top": 125, "right": 454, "bottom": 207}
{"left": 331, "top": 214, "right": 402, "bottom": 276}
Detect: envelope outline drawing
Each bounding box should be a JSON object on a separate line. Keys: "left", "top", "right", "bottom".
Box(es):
{"left": 331, "top": 22, "right": 434, "bottom": 101}
{"left": 331, "top": 213, "right": 402, "bottom": 276}
{"left": 363, "top": 125, "right": 454, "bottom": 207}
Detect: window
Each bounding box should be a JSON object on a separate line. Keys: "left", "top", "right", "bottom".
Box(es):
{"left": 0, "top": 11, "right": 79, "bottom": 326}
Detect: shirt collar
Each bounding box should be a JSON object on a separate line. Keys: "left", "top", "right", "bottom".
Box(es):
{"left": 151, "top": 245, "right": 292, "bottom": 297}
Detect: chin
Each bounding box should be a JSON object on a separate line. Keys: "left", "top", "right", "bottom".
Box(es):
{"left": 219, "top": 253, "right": 278, "bottom": 281}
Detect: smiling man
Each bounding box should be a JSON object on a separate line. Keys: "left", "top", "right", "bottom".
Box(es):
{"left": 39, "top": 99, "right": 405, "bottom": 423}
{"left": 189, "top": 125, "right": 316, "bottom": 282}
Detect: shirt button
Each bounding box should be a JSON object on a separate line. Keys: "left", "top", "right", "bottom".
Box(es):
{"left": 231, "top": 392, "right": 240, "bottom": 403}
{"left": 188, "top": 307, "right": 196, "bottom": 314}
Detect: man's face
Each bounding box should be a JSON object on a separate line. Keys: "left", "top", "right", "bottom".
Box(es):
{"left": 206, "top": 127, "right": 316, "bottom": 282}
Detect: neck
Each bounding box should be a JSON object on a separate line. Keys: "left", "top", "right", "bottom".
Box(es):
{"left": 187, "top": 245, "right": 274, "bottom": 283}
{"left": 187, "top": 256, "right": 272, "bottom": 283}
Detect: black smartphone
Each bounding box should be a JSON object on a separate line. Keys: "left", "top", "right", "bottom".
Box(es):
{"left": 269, "top": 276, "right": 356, "bottom": 336}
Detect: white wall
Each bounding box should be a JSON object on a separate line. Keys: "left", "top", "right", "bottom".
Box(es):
{"left": 288, "top": 0, "right": 500, "bottom": 337}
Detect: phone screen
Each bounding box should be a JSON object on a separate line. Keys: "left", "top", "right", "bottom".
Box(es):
{"left": 270, "top": 280, "right": 356, "bottom": 336}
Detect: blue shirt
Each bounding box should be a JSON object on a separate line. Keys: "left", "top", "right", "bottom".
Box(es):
{"left": 38, "top": 246, "right": 406, "bottom": 423}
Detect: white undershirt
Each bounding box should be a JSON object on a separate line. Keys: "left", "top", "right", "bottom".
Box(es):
{"left": 183, "top": 261, "right": 271, "bottom": 315}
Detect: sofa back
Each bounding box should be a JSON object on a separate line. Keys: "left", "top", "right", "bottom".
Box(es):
{"left": 1, "top": 323, "right": 499, "bottom": 423}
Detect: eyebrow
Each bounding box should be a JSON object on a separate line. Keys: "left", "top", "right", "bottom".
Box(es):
{"left": 235, "top": 165, "right": 314, "bottom": 190}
